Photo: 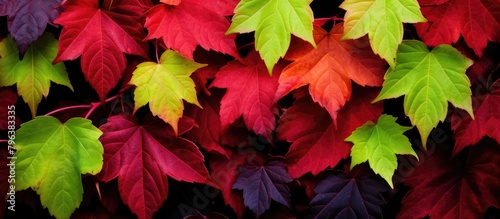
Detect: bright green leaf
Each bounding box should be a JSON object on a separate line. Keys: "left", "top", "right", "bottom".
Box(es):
{"left": 227, "top": 0, "right": 315, "bottom": 74}
{"left": 130, "top": 50, "right": 206, "bottom": 135}
{"left": 373, "top": 40, "right": 473, "bottom": 148}
{"left": 340, "top": 0, "right": 427, "bottom": 67}
{"left": 14, "top": 116, "right": 104, "bottom": 219}
{"left": 345, "top": 114, "right": 416, "bottom": 188}
{"left": 0, "top": 33, "right": 73, "bottom": 117}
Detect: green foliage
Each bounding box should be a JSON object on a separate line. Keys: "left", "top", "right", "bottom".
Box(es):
{"left": 0, "top": 33, "right": 73, "bottom": 117}
{"left": 345, "top": 114, "right": 416, "bottom": 188}
{"left": 374, "top": 40, "right": 473, "bottom": 148}
{"left": 227, "top": 0, "right": 315, "bottom": 74}
{"left": 14, "top": 116, "right": 103, "bottom": 219}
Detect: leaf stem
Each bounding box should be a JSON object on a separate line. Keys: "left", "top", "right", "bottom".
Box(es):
{"left": 0, "top": 139, "right": 8, "bottom": 143}
{"left": 45, "top": 94, "right": 122, "bottom": 119}
{"left": 155, "top": 40, "right": 160, "bottom": 63}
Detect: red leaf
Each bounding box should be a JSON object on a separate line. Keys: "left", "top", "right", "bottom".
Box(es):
{"left": 211, "top": 50, "right": 283, "bottom": 140}
{"left": 451, "top": 86, "right": 500, "bottom": 155}
{"left": 275, "top": 23, "right": 386, "bottom": 122}
{"left": 0, "top": 148, "right": 9, "bottom": 217}
{"left": 399, "top": 142, "right": 500, "bottom": 219}
{"left": 98, "top": 113, "right": 218, "bottom": 219}
{"left": 415, "top": 0, "right": 500, "bottom": 57}
{"left": 232, "top": 158, "right": 293, "bottom": 218}
{"left": 277, "top": 86, "right": 383, "bottom": 178}
{"left": 54, "top": 0, "right": 148, "bottom": 101}
{"left": 185, "top": 90, "right": 230, "bottom": 158}
{"left": 144, "top": 0, "right": 239, "bottom": 60}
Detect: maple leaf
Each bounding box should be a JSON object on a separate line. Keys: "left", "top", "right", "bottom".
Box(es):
{"left": 0, "top": 33, "right": 73, "bottom": 117}
{"left": 0, "top": 0, "right": 62, "bottom": 53}
{"left": 451, "top": 86, "right": 500, "bottom": 155}
{"left": 185, "top": 90, "right": 229, "bottom": 158}
{"left": 232, "top": 158, "right": 293, "bottom": 218}
{"left": 211, "top": 50, "right": 282, "bottom": 140}
{"left": 345, "top": 114, "right": 417, "bottom": 188}
{"left": 130, "top": 50, "right": 206, "bottom": 135}
{"left": 340, "top": 0, "right": 427, "bottom": 66}
{"left": 209, "top": 149, "right": 266, "bottom": 218}
{"left": 309, "top": 171, "right": 388, "bottom": 218}
{"left": 54, "top": 0, "right": 148, "bottom": 102}
{"left": 0, "top": 88, "right": 18, "bottom": 130}
{"left": 398, "top": 142, "right": 500, "bottom": 219}
{"left": 415, "top": 0, "right": 500, "bottom": 57}
{"left": 227, "top": 0, "right": 315, "bottom": 73}
{"left": 98, "top": 114, "right": 218, "bottom": 219}
{"left": 275, "top": 23, "right": 386, "bottom": 121}
{"left": 276, "top": 86, "right": 383, "bottom": 178}
{"left": 144, "top": 0, "right": 239, "bottom": 60}
{"left": 14, "top": 116, "right": 103, "bottom": 219}
{"left": 374, "top": 40, "right": 474, "bottom": 148}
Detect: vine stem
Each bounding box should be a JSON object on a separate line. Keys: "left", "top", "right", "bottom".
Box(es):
{"left": 45, "top": 94, "right": 122, "bottom": 119}
{"left": 155, "top": 40, "right": 160, "bottom": 63}
{"left": 0, "top": 139, "right": 8, "bottom": 143}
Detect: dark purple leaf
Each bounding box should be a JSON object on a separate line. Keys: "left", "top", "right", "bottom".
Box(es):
{"left": 0, "top": 0, "right": 62, "bottom": 53}
{"left": 309, "top": 171, "right": 388, "bottom": 219}
{"left": 232, "top": 158, "right": 293, "bottom": 218}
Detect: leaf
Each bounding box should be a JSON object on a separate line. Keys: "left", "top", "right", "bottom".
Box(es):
{"left": 14, "top": 116, "right": 104, "bottom": 219}
{"left": 276, "top": 86, "right": 383, "bottom": 178}
{"left": 415, "top": 0, "right": 500, "bottom": 57}
{"left": 144, "top": 0, "right": 239, "bottom": 59}
{"left": 54, "top": 0, "right": 148, "bottom": 102}
{"left": 309, "top": 171, "right": 388, "bottom": 218}
{"left": 232, "top": 158, "right": 293, "bottom": 218}
{"left": 275, "top": 23, "right": 386, "bottom": 121}
{"left": 340, "top": 0, "right": 427, "bottom": 66}
{"left": 451, "top": 86, "right": 500, "bottom": 155}
{"left": 0, "top": 33, "right": 73, "bottom": 117}
{"left": 0, "top": 0, "right": 62, "bottom": 53}
{"left": 345, "top": 114, "right": 416, "bottom": 188}
{"left": 373, "top": 40, "right": 473, "bottom": 148}
{"left": 98, "top": 114, "right": 218, "bottom": 219}
{"left": 185, "top": 90, "right": 229, "bottom": 158}
{"left": 227, "top": 0, "right": 315, "bottom": 73}
{"left": 398, "top": 141, "right": 500, "bottom": 219}
{"left": 211, "top": 50, "right": 282, "bottom": 140}
{"left": 130, "top": 50, "right": 206, "bottom": 135}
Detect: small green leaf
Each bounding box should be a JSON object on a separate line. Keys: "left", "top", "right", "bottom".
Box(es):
{"left": 130, "top": 50, "right": 206, "bottom": 135}
{"left": 14, "top": 116, "right": 103, "bottom": 219}
{"left": 0, "top": 33, "right": 73, "bottom": 117}
{"left": 345, "top": 114, "right": 416, "bottom": 188}
{"left": 227, "top": 0, "right": 315, "bottom": 74}
{"left": 340, "top": 0, "right": 427, "bottom": 67}
{"left": 373, "top": 40, "right": 473, "bottom": 148}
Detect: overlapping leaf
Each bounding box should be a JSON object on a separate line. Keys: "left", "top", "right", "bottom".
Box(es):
{"left": 0, "top": 0, "right": 62, "bottom": 53}
{"left": 98, "top": 114, "right": 219, "bottom": 219}
{"left": 309, "top": 171, "right": 388, "bottom": 218}
{"left": 340, "top": 0, "right": 427, "bottom": 66}
{"left": 130, "top": 50, "right": 205, "bottom": 135}
{"left": 227, "top": 0, "right": 315, "bottom": 73}
{"left": 14, "top": 116, "right": 103, "bottom": 219}
{"left": 374, "top": 40, "right": 473, "bottom": 148}
{"left": 54, "top": 0, "right": 148, "bottom": 101}
{"left": 276, "top": 86, "right": 383, "bottom": 178}
{"left": 211, "top": 50, "right": 282, "bottom": 140}
{"left": 232, "top": 159, "right": 293, "bottom": 218}
{"left": 345, "top": 114, "right": 416, "bottom": 188}
{"left": 399, "top": 142, "right": 500, "bottom": 219}
{"left": 0, "top": 33, "right": 72, "bottom": 117}
{"left": 144, "top": 0, "right": 239, "bottom": 59}
{"left": 451, "top": 86, "right": 500, "bottom": 155}
{"left": 275, "top": 23, "right": 386, "bottom": 121}
{"left": 415, "top": 0, "right": 500, "bottom": 57}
